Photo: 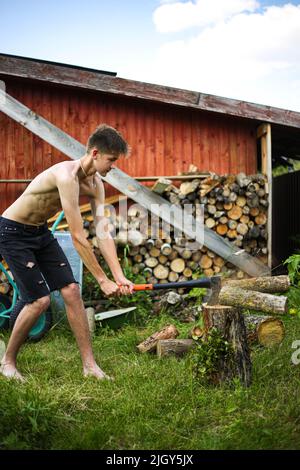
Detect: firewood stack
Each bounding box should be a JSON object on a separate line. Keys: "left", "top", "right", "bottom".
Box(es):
{"left": 51, "top": 170, "right": 268, "bottom": 283}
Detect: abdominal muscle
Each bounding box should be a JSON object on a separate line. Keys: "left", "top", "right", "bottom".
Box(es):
{"left": 2, "top": 192, "right": 62, "bottom": 226}
{"left": 2, "top": 167, "right": 64, "bottom": 226}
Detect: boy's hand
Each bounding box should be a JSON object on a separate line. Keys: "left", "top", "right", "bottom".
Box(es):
{"left": 99, "top": 278, "right": 120, "bottom": 297}
{"left": 115, "top": 275, "right": 134, "bottom": 295}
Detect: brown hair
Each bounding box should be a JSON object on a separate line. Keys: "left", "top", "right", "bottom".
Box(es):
{"left": 87, "top": 124, "right": 129, "bottom": 156}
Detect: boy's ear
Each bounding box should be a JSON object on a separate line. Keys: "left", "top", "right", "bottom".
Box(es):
{"left": 91, "top": 148, "right": 98, "bottom": 159}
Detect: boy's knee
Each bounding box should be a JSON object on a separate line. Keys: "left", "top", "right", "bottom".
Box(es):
{"left": 61, "top": 283, "right": 81, "bottom": 300}
{"left": 32, "top": 295, "right": 51, "bottom": 311}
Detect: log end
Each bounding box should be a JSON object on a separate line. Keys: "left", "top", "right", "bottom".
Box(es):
{"left": 257, "top": 318, "right": 285, "bottom": 347}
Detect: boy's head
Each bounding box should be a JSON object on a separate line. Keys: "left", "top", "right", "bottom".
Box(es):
{"left": 87, "top": 124, "right": 128, "bottom": 156}
{"left": 87, "top": 124, "right": 129, "bottom": 176}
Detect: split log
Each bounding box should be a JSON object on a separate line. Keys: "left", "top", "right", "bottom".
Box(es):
{"left": 151, "top": 178, "right": 172, "bottom": 194}
{"left": 255, "top": 213, "right": 267, "bottom": 225}
{"left": 228, "top": 220, "right": 238, "bottom": 230}
{"left": 158, "top": 254, "right": 168, "bottom": 265}
{"left": 236, "top": 196, "right": 247, "bottom": 207}
{"left": 244, "top": 315, "right": 285, "bottom": 347}
{"left": 168, "top": 271, "right": 179, "bottom": 282}
{"left": 236, "top": 223, "right": 248, "bottom": 236}
{"left": 128, "top": 230, "right": 144, "bottom": 246}
{"left": 189, "top": 325, "right": 204, "bottom": 340}
{"left": 227, "top": 229, "right": 237, "bottom": 239}
{"left": 153, "top": 264, "right": 169, "bottom": 280}
{"left": 250, "top": 207, "right": 260, "bottom": 217}
{"left": 216, "top": 224, "right": 228, "bottom": 236}
{"left": 202, "top": 304, "right": 252, "bottom": 386}
{"left": 200, "top": 254, "right": 213, "bottom": 270}
{"left": 85, "top": 307, "right": 96, "bottom": 336}
{"left": 146, "top": 239, "right": 155, "bottom": 250}
{"left": 149, "top": 247, "right": 161, "bottom": 258}
{"left": 179, "top": 180, "right": 199, "bottom": 196}
{"left": 157, "top": 339, "right": 196, "bottom": 357}
{"left": 145, "top": 257, "right": 159, "bottom": 268}
{"left": 204, "top": 268, "right": 214, "bottom": 277}
{"left": 170, "top": 258, "right": 186, "bottom": 273}
{"left": 137, "top": 324, "right": 179, "bottom": 353}
{"left": 219, "top": 286, "right": 288, "bottom": 315}
{"left": 205, "top": 218, "right": 216, "bottom": 228}
{"left": 161, "top": 243, "right": 172, "bottom": 256}
{"left": 183, "top": 267, "right": 193, "bottom": 278}
{"left": 227, "top": 205, "right": 243, "bottom": 220}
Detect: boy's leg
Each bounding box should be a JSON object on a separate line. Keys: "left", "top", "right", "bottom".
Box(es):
{"left": 0, "top": 296, "right": 51, "bottom": 381}
{"left": 60, "top": 283, "right": 112, "bottom": 380}
{"left": 37, "top": 235, "right": 112, "bottom": 380}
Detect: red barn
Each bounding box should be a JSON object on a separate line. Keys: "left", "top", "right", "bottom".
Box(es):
{"left": 1, "top": 53, "right": 300, "bottom": 267}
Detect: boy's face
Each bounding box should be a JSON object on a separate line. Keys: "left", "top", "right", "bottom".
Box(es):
{"left": 91, "top": 149, "right": 119, "bottom": 176}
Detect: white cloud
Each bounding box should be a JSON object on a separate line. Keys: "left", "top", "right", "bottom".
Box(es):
{"left": 146, "top": 2, "right": 300, "bottom": 111}
{"left": 153, "top": 0, "right": 259, "bottom": 33}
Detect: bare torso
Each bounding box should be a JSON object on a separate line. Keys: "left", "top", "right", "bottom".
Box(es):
{"left": 2, "top": 160, "right": 98, "bottom": 226}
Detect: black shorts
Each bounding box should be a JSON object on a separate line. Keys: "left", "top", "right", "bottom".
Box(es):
{"left": 0, "top": 216, "right": 77, "bottom": 303}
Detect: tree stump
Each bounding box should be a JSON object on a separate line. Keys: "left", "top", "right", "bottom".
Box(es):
{"left": 202, "top": 304, "right": 252, "bottom": 387}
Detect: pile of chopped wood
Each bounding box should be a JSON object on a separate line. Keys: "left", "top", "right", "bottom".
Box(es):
{"left": 47, "top": 171, "right": 269, "bottom": 283}
{"left": 112, "top": 172, "right": 269, "bottom": 282}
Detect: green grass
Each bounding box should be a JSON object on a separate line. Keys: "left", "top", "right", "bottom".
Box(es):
{"left": 1, "top": 313, "right": 300, "bottom": 450}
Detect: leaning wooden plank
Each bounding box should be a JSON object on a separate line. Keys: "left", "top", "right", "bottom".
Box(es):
{"left": 0, "top": 90, "right": 270, "bottom": 277}
{"left": 48, "top": 194, "right": 127, "bottom": 224}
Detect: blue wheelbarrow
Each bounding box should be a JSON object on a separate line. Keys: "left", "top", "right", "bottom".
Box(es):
{"left": 0, "top": 211, "right": 82, "bottom": 342}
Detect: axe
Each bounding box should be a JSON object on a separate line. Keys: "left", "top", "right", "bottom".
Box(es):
{"left": 132, "top": 275, "right": 288, "bottom": 315}
{"left": 133, "top": 276, "right": 222, "bottom": 305}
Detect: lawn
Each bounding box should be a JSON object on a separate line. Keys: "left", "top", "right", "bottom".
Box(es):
{"left": 1, "top": 308, "right": 300, "bottom": 450}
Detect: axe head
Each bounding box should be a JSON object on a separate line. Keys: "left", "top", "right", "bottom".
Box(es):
{"left": 206, "top": 276, "right": 222, "bottom": 305}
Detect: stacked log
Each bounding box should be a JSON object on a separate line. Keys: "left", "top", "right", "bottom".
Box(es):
{"left": 113, "top": 172, "right": 269, "bottom": 282}
{"left": 54, "top": 171, "right": 269, "bottom": 283}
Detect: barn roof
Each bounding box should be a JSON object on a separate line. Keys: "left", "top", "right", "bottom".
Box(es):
{"left": 1, "top": 52, "right": 300, "bottom": 131}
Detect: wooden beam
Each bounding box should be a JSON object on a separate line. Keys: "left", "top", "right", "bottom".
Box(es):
{"left": 257, "top": 123, "right": 272, "bottom": 268}
{"left": 257, "top": 124, "right": 269, "bottom": 139}
{"left": 0, "top": 174, "right": 209, "bottom": 184}
{"left": 0, "top": 90, "right": 270, "bottom": 277}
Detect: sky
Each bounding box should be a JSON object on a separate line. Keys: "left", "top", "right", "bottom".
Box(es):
{"left": 0, "top": 0, "right": 300, "bottom": 111}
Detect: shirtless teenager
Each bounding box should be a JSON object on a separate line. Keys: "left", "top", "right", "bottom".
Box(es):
{"left": 0, "top": 124, "right": 134, "bottom": 382}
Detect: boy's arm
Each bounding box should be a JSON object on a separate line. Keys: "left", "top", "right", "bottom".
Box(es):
{"left": 90, "top": 174, "right": 133, "bottom": 295}
{"left": 56, "top": 175, "right": 119, "bottom": 297}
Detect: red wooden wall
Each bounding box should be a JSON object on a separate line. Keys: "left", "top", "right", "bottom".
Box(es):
{"left": 0, "top": 78, "right": 257, "bottom": 213}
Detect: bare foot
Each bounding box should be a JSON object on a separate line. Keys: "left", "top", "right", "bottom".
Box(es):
{"left": 0, "top": 362, "right": 26, "bottom": 383}
{"left": 83, "top": 364, "right": 114, "bottom": 381}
